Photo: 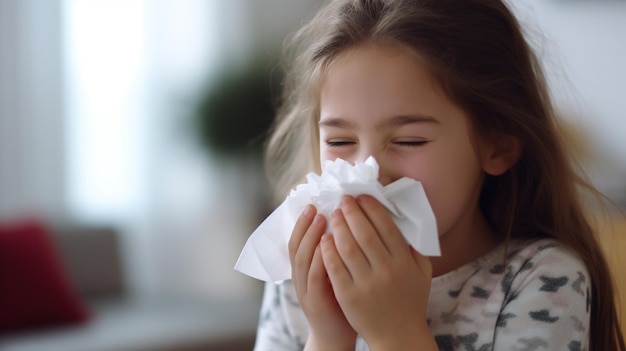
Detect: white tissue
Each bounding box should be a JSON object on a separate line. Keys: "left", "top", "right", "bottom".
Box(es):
{"left": 234, "top": 156, "right": 439, "bottom": 283}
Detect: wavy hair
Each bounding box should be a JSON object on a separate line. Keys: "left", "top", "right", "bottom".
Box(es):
{"left": 265, "top": 1, "right": 624, "bottom": 349}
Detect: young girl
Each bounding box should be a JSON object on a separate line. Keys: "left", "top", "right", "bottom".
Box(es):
{"left": 254, "top": 0, "right": 625, "bottom": 350}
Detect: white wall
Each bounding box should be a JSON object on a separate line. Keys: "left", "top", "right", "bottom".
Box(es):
{"left": 512, "top": 1, "right": 626, "bottom": 199}
{"left": 0, "top": 0, "right": 66, "bottom": 221}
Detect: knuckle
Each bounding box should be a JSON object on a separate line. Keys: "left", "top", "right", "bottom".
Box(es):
{"left": 339, "top": 240, "right": 361, "bottom": 260}
{"left": 357, "top": 231, "right": 378, "bottom": 249}
{"left": 324, "top": 255, "right": 340, "bottom": 274}
{"left": 378, "top": 265, "right": 400, "bottom": 284}
{"left": 293, "top": 252, "right": 308, "bottom": 268}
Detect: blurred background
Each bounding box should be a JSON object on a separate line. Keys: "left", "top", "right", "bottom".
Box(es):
{"left": 0, "top": 0, "right": 624, "bottom": 350}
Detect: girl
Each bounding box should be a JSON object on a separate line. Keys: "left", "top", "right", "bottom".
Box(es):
{"left": 255, "top": 0, "right": 625, "bottom": 350}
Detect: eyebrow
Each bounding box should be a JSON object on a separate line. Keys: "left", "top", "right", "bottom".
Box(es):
{"left": 319, "top": 114, "right": 440, "bottom": 129}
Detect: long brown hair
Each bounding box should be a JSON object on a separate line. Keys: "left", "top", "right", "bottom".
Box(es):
{"left": 265, "top": 0, "right": 624, "bottom": 349}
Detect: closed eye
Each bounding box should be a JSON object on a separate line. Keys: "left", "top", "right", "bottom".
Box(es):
{"left": 394, "top": 140, "right": 429, "bottom": 147}
{"left": 326, "top": 140, "right": 355, "bottom": 147}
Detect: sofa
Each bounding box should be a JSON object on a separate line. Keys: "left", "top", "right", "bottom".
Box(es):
{"left": 0, "top": 222, "right": 261, "bottom": 351}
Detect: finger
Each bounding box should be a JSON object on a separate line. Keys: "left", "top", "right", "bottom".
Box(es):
{"left": 339, "top": 195, "right": 389, "bottom": 266}
{"left": 288, "top": 205, "right": 316, "bottom": 265}
{"left": 296, "top": 214, "right": 327, "bottom": 280}
{"left": 356, "top": 195, "right": 407, "bottom": 256}
{"left": 308, "top": 243, "right": 328, "bottom": 290}
{"left": 330, "top": 207, "right": 371, "bottom": 279}
{"left": 320, "top": 233, "right": 353, "bottom": 286}
{"left": 290, "top": 211, "right": 327, "bottom": 294}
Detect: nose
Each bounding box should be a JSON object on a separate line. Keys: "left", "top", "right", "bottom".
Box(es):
{"left": 354, "top": 152, "right": 394, "bottom": 187}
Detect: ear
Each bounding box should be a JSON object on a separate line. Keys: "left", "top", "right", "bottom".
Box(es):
{"left": 480, "top": 135, "right": 522, "bottom": 176}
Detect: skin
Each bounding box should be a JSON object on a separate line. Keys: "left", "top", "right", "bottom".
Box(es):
{"left": 289, "top": 41, "right": 519, "bottom": 351}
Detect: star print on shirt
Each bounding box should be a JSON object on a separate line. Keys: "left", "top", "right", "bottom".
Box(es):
{"left": 529, "top": 309, "right": 560, "bottom": 323}
{"left": 539, "top": 275, "right": 569, "bottom": 292}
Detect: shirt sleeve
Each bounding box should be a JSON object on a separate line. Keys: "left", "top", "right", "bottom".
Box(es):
{"left": 253, "top": 281, "right": 310, "bottom": 351}
{"left": 492, "top": 243, "right": 590, "bottom": 350}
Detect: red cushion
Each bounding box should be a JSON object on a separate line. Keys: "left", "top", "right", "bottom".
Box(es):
{"left": 0, "top": 219, "right": 90, "bottom": 334}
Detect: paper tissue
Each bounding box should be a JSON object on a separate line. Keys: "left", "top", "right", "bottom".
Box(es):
{"left": 234, "top": 156, "right": 439, "bottom": 283}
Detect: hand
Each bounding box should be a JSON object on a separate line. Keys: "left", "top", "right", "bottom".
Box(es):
{"left": 320, "top": 195, "right": 436, "bottom": 350}
{"left": 289, "top": 205, "right": 357, "bottom": 351}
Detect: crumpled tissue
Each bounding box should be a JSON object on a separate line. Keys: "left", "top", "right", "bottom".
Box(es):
{"left": 234, "top": 156, "right": 439, "bottom": 283}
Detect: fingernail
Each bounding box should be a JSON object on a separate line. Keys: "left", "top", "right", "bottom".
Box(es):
{"left": 341, "top": 195, "right": 354, "bottom": 206}
{"left": 357, "top": 194, "right": 370, "bottom": 203}
{"left": 312, "top": 214, "right": 323, "bottom": 225}
{"left": 303, "top": 205, "right": 314, "bottom": 218}
{"left": 332, "top": 208, "right": 342, "bottom": 218}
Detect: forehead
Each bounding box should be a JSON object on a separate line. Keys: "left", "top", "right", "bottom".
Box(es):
{"left": 319, "top": 42, "right": 459, "bottom": 124}
{"left": 322, "top": 41, "right": 438, "bottom": 89}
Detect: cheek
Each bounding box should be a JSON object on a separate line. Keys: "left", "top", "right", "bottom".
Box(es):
{"left": 320, "top": 147, "right": 339, "bottom": 165}
{"left": 414, "top": 152, "right": 485, "bottom": 236}
{"left": 319, "top": 141, "right": 329, "bottom": 161}
{"left": 393, "top": 158, "right": 444, "bottom": 217}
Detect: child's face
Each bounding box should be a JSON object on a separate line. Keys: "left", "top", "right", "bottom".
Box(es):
{"left": 318, "top": 42, "right": 493, "bottom": 241}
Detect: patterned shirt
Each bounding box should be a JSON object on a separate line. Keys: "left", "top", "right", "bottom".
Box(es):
{"left": 253, "top": 238, "right": 590, "bottom": 350}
